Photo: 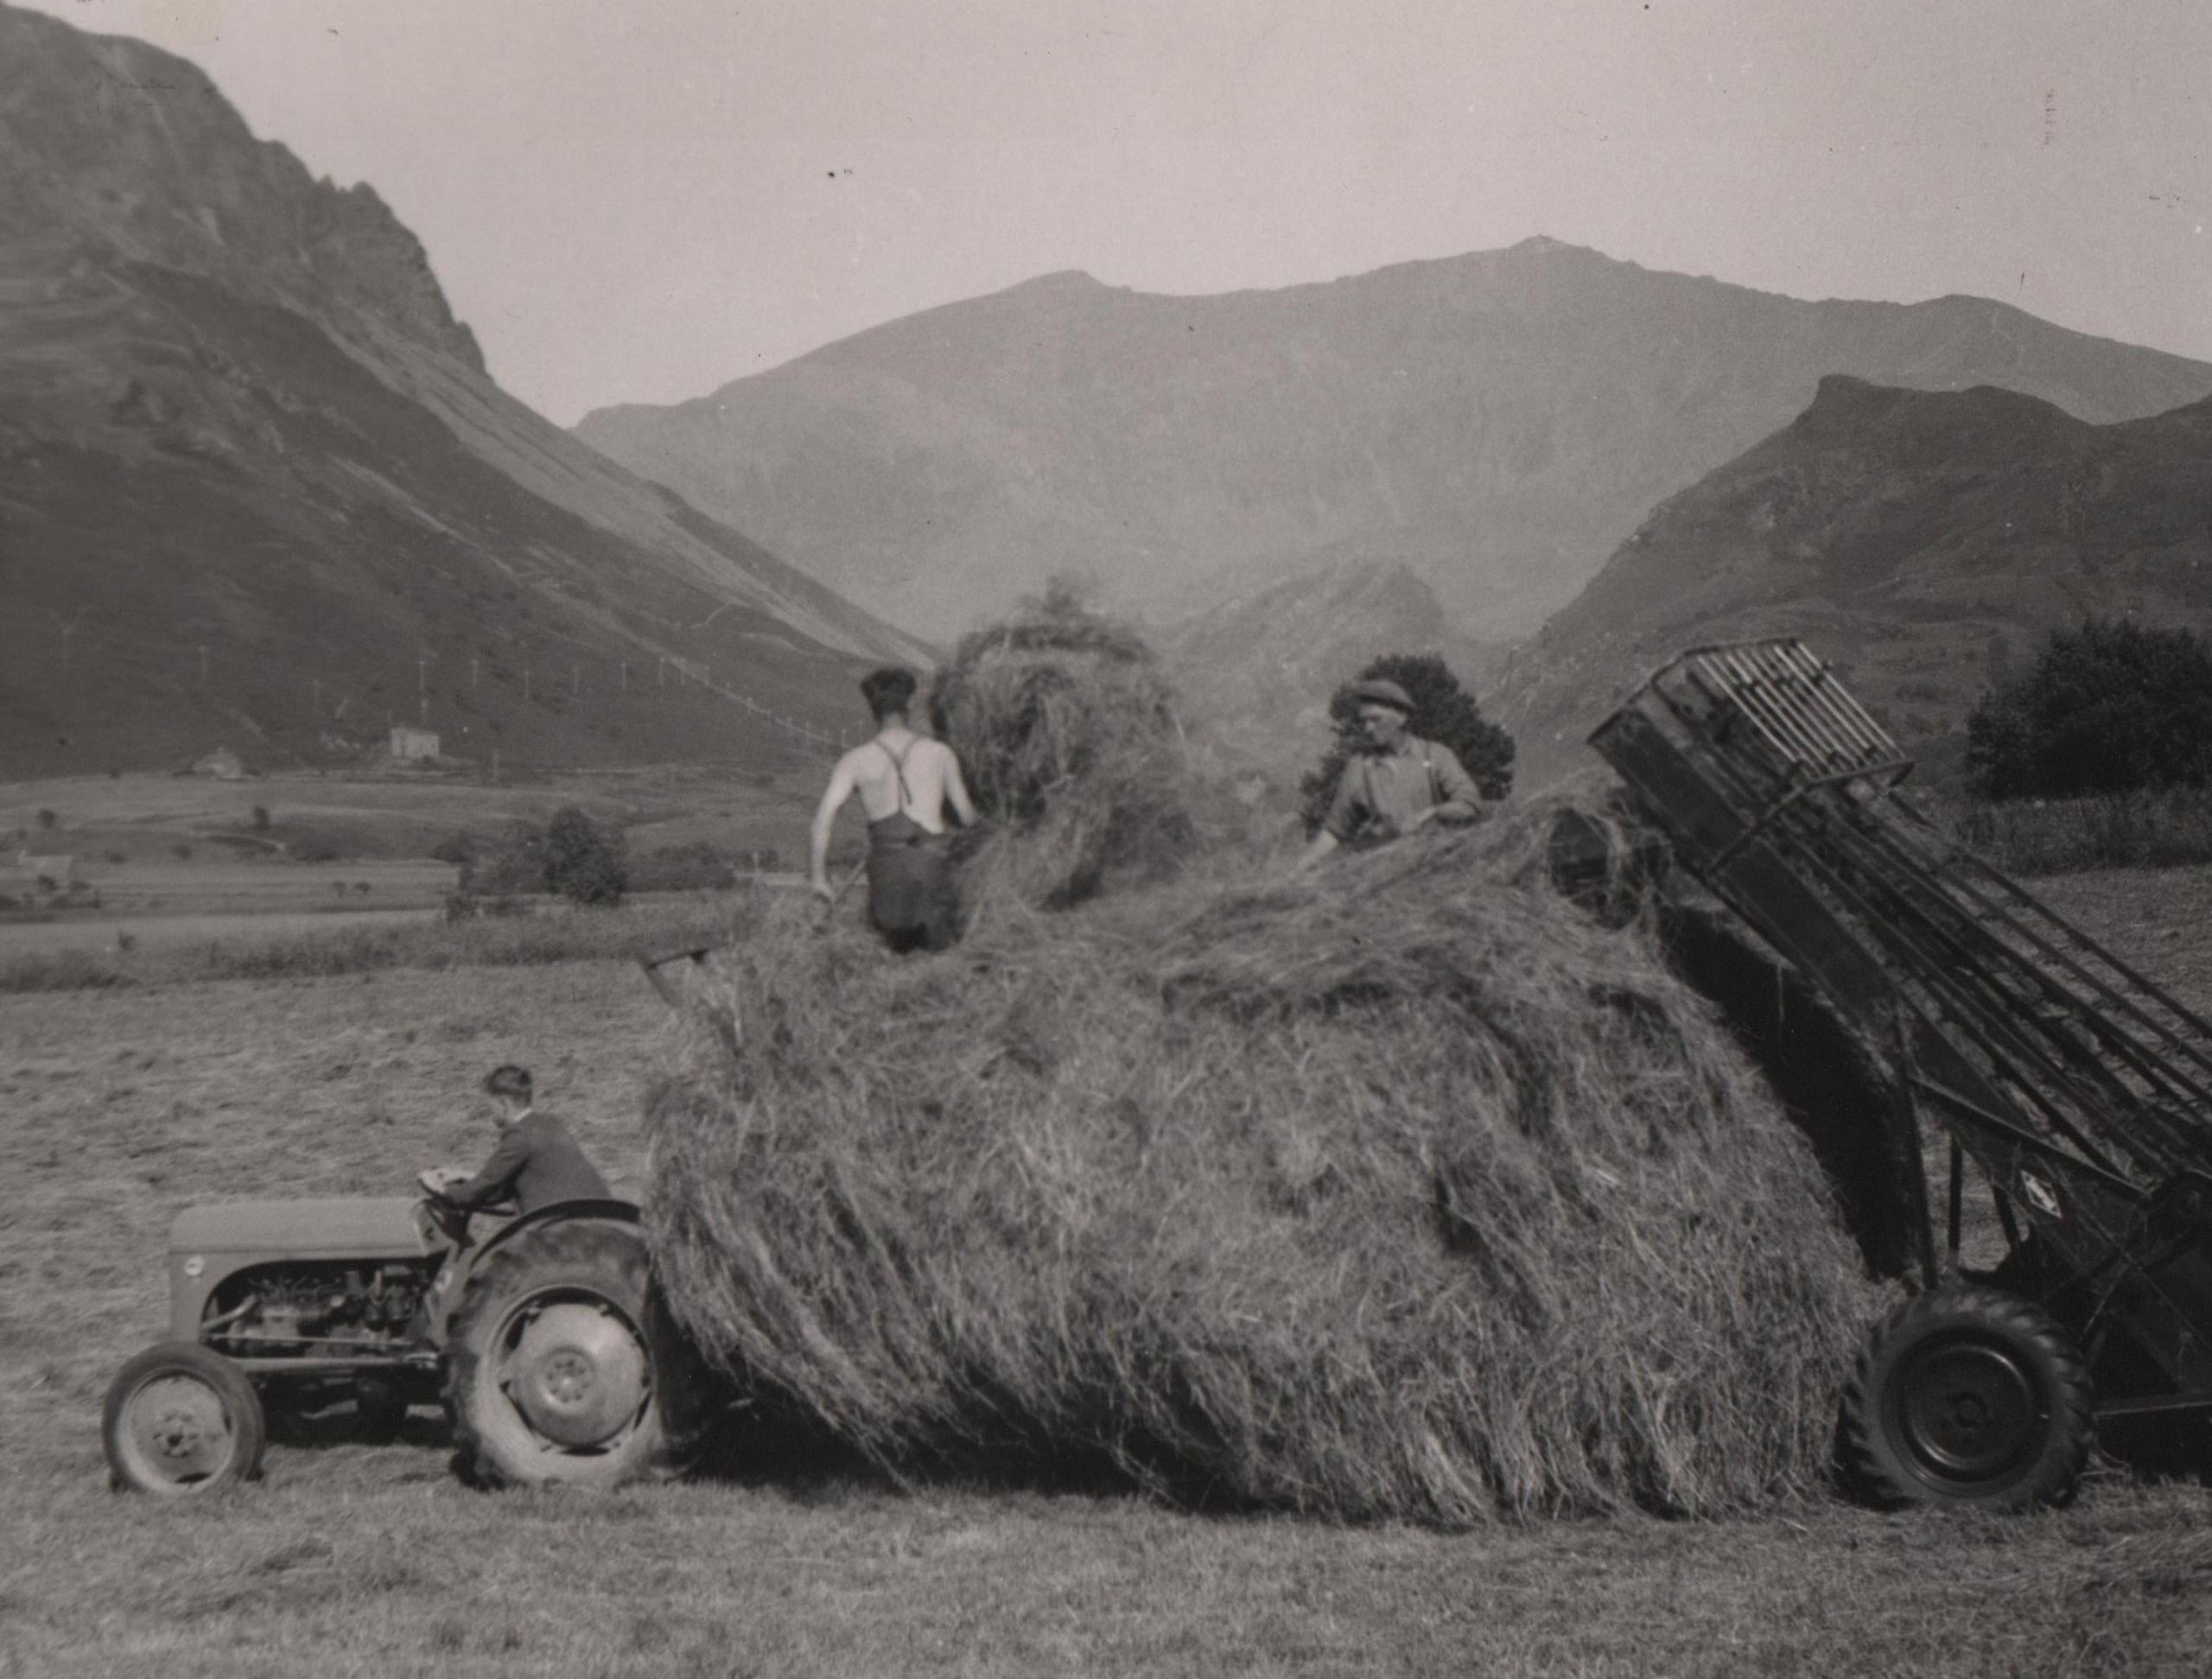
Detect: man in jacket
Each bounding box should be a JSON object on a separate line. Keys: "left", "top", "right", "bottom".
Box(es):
{"left": 1303, "top": 677, "right": 1484, "bottom": 865}
{"left": 430, "top": 1063, "right": 611, "bottom": 1220}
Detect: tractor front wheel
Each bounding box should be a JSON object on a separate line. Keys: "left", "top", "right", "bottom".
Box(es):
{"left": 103, "top": 1341, "right": 266, "bottom": 1495}
{"left": 1842, "top": 1282, "right": 2092, "bottom": 1510}
{"left": 444, "top": 1217, "right": 662, "bottom": 1488}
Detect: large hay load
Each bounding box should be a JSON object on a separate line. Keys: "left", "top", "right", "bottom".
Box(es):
{"left": 647, "top": 810, "right": 1878, "bottom": 1523}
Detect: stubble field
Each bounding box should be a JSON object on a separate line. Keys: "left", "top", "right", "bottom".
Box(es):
{"left": 4, "top": 872, "right": 2212, "bottom": 1676}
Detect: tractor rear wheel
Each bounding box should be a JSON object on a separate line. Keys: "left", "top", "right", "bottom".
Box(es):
{"left": 1842, "top": 1282, "right": 2091, "bottom": 1510}
{"left": 444, "top": 1217, "right": 662, "bottom": 1488}
{"left": 103, "top": 1341, "right": 266, "bottom": 1495}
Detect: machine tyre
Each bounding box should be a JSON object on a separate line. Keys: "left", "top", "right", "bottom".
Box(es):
{"left": 103, "top": 1341, "right": 266, "bottom": 1495}
{"left": 444, "top": 1217, "right": 662, "bottom": 1488}
{"left": 1842, "top": 1282, "right": 2091, "bottom": 1510}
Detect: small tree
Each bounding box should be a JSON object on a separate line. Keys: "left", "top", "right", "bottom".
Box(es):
{"left": 542, "top": 806, "right": 627, "bottom": 906}
{"left": 1299, "top": 653, "right": 1515, "bottom": 834}
{"left": 1967, "top": 620, "right": 2212, "bottom": 799}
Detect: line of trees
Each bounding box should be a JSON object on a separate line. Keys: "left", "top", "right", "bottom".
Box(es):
{"left": 1967, "top": 620, "right": 2212, "bottom": 800}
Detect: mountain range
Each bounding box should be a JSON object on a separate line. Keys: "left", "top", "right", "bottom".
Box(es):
{"left": 0, "top": 3, "right": 924, "bottom": 779}
{"left": 14, "top": 0, "right": 2212, "bottom": 804}
{"left": 575, "top": 244, "right": 2212, "bottom": 645}
{"left": 1495, "top": 375, "right": 2212, "bottom": 785}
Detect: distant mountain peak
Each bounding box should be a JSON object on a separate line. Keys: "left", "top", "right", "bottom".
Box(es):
{"left": 1787, "top": 374, "right": 2088, "bottom": 454}
{"left": 579, "top": 238, "right": 2212, "bottom": 645}
{"left": 0, "top": 2, "right": 924, "bottom": 777}
{"left": 0, "top": 3, "right": 486, "bottom": 374}
{"left": 1503, "top": 234, "right": 1602, "bottom": 260}
{"left": 1498, "top": 375, "right": 2212, "bottom": 785}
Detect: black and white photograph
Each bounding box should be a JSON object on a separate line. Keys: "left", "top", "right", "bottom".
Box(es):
{"left": 5, "top": 2, "right": 2212, "bottom": 1673}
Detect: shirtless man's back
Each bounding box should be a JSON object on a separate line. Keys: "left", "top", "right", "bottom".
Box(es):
{"left": 824, "top": 729, "right": 968, "bottom": 831}
{"left": 810, "top": 669, "right": 976, "bottom": 952}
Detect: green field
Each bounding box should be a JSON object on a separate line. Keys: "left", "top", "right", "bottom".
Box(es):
{"left": 3, "top": 874, "right": 2212, "bottom": 1676}
{"left": 0, "top": 766, "right": 833, "bottom": 969}
{"left": 0, "top": 765, "right": 824, "bottom": 874}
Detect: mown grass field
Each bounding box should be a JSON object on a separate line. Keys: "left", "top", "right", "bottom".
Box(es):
{"left": 4, "top": 875, "right": 2212, "bottom": 1676}
{"left": 0, "top": 766, "right": 822, "bottom": 873}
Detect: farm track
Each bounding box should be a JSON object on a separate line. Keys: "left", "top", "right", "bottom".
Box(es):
{"left": 4, "top": 876, "right": 2212, "bottom": 1675}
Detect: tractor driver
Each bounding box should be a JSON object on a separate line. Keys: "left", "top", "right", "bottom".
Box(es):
{"left": 1302, "top": 677, "right": 1484, "bottom": 866}
{"left": 422, "top": 1064, "right": 611, "bottom": 1243}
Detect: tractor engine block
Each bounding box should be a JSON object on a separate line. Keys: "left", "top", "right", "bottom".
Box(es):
{"left": 208, "top": 1262, "right": 430, "bottom": 1353}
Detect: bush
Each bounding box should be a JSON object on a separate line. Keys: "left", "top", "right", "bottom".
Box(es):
{"left": 629, "top": 842, "right": 738, "bottom": 894}
{"left": 35, "top": 809, "right": 58, "bottom": 830}
{"left": 1299, "top": 653, "right": 1515, "bottom": 834}
{"left": 543, "top": 806, "right": 627, "bottom": 907}
{"left": 1967, "top": 620, "right": 2212, "bottom": 799}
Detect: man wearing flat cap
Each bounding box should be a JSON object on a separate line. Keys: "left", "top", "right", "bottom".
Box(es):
{"left": 1304, "top": 677, "right": 1484, "bottom": 864}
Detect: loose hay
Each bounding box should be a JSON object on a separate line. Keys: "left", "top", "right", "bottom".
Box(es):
{"left": 645, "top": 805, "right": 1880, "bottom": 1526}
{"left": 928, "top": 589, "right": 1198, "bottom": 920}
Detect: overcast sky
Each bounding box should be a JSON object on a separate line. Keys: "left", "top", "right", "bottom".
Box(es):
{"left": 22, "top": 0, "right": 2211, "bottom": 424}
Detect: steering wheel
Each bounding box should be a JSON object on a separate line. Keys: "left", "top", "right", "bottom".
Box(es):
{"left": 417, "top": 1165, "right": 471, "bottom": 1199}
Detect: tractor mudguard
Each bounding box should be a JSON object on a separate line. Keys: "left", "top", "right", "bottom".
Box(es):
{"left": 429, "top": 1198, "right": 640, "bottom": 1347}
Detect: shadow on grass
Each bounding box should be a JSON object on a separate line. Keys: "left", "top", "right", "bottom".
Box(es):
{"left": 264, "top": 1395, "right": 447, "bottom": 1453}
{"left": 672, "top": 1396, "right": 1281, "bottom": 1520}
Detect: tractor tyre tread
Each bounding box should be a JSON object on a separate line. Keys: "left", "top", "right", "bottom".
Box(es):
{"left": 443, "top": 1218, "right": 659, "bottom": 1490}
{"left": 1841, "top": 1281, "right": 2091, "bottom": 1511}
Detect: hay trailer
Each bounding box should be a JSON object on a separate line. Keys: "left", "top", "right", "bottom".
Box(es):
{"left": 1591, "top": 639, "right": 2212, "bottom": 1510}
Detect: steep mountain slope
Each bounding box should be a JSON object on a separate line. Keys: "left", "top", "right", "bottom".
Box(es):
{"left": 1494, "top": 377, "right": 2212, "bottom": 785}
{"left": 1161, "top": 560, "right": 1506, "bottom": 786}
{"left": 0, "top": 4, "right": 925, "bottom": 777}
{"left": 575, "top": 244, "right": 2212, "bottom": 643}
